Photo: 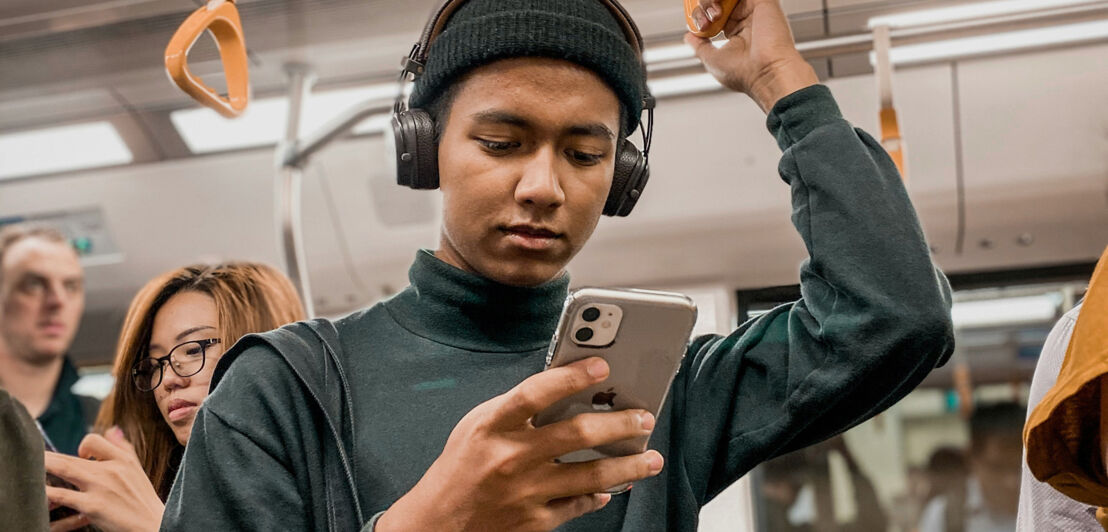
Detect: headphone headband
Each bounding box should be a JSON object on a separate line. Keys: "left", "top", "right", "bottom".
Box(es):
{"left": 411, "top": 0, "right": 644, "bottom": 65}
{"left": 404, "top": 0, "right": 647, "bottom": 86}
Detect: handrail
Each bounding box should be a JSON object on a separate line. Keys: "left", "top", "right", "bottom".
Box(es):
{"left": 648, "top": 1, "right": 1108, "bottom": 73}
{"left": 275, "top": 63, "right": 395, "bottom": 316}
{"left": 164, "top": 0, "right": 250, "bottom": 118}
{"left": 282, "top": 99, "right": 395, "bottom": 169}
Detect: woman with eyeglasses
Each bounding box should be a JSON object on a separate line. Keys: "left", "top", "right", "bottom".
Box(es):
{"left": 43, "top": 262, "right": 304, "bottom": 532}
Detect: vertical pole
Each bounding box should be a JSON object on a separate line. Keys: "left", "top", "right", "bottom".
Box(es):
{"left": 277, "top": 63, "right": 317, "bottom": 317}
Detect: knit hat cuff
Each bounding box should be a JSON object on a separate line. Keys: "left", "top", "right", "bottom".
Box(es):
{"left": 409, "top": 9, "right": 644, "bottom": 133}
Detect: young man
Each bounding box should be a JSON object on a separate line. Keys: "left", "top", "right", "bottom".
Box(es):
{"left": 163, "top": 1, "right": 955, "bottom": 530}
{"left": 0, "top": 224, "right": 95, "bottom": 456}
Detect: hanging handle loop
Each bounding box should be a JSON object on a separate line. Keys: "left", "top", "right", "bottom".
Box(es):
{"left": 872, "top": 24, "right": 907, "bottom": 180}
{"left": 165, "top": 0, "right": 250, "bottom": 118}
{"left": 684, "top": 0, "right": 741, "bottom": 38}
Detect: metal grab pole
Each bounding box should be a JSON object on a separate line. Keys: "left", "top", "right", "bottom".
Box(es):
{"left": 645, "top": 1, "right": 1108, "bottom": 74}
{"left": 278, "top": 166, "right": 313, "bottom": 316}
{"left": 274, "top": 63, "right": 395, "bottom": 317}
{"left": 278, "top": 64, "right": 316, "bottom": 317}
{"left": 282, "top": 99, "right": 395, "bottom": 168}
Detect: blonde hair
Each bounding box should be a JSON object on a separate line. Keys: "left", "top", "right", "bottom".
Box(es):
{"left": 94, "top": 262, "right": 305, "bottom": 498}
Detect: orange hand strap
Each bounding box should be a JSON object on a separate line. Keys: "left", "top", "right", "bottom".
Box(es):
{"left": 165, "top": 0, "right": 250, "bottom": 118}
{"left": 684, "top": 0, "right": 740, "bottom": 38}
{"left": 880, "top": 107, "right": 907, "bottom": 179}
{"left": 872, "top": 24, "right": 907, "bottom": 180}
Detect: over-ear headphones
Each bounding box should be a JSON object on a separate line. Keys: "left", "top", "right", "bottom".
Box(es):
{"left": 390, "top": 0, "right": 654, "bottom": 217}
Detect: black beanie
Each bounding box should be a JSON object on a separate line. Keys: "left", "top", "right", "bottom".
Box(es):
{"left": 409, "top": 0, "right": 645, "bottom": 134}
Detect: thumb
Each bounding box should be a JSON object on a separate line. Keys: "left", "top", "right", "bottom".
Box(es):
{"left": 78, "top": 427, "right": 135, "bottom": 461}
{"left": 683, "top": 33, "right": 720, "bottom": 65}
{"left": 105, "top": 425, "right": 138, "bottom": 455}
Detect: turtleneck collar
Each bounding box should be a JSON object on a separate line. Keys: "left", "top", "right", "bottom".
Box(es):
{"left": 384, "top": 250, "right": 570, "bottom": 353}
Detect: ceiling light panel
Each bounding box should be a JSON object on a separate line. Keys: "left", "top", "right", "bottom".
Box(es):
{"left": 171, "top": 83, "right": 399, "bottom": 154}
{"left": 951, "top": 293, "right": 1061, "bottom": 329}
{"left": 0, "top": 122, "right": 133, "bottom": 180}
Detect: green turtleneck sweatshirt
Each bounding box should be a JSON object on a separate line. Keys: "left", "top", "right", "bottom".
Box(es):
{"left": 161, "top": 85, "right": 955, "bottom": 531}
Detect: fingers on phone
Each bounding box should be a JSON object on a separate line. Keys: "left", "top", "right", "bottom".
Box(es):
{"left": 45, "top": 486, "right": 85, "bottom": 513}
{"left": 535, "top": 409, "right": 654, "bottom": 459}
{"left": 78, "top": 433, "right": 122, "bottom": 461}
{"left": 49, "top": 512, "right": 89, "bottom": 532}
{"left": 496, "top": 358, "right": 609, "bottom": 427}
{"left": 549, "top": 451, "right": 664, "bottom": 497}
{"left": 43, "top": 453, "right": 84, "bottom": 489}
{"left": 546, "top": 492, "right": 613, "bottom": 525}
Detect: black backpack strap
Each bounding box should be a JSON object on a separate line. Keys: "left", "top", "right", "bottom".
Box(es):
{"left": 300, "top": 319, "right": 364, "bottom": 531}
{"left": 211, "top": 319, "right": 364, "bottom": 531}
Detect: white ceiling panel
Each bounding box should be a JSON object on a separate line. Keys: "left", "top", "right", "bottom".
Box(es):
{"left": 952, "top": 42, "right": 1108, "bottom": 268}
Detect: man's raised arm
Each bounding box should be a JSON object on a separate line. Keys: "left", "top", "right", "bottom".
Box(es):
{"left": 673, "top": 0, "right": 955, "bottom": 503}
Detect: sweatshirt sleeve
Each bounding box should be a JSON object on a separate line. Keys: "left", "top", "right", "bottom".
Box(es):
{"left": 673, "top": 85, "right": 955, "bottom": 503}
{"left": 161, "top": 346, "right": 312, "bottom": 531}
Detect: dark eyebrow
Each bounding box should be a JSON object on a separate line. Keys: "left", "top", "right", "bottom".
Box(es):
{"left": 566, "top": 123, "right": 615, "bottom": 141}
{"left": 472, "top": 110, "right": 531, "bottom": 129}
{"left": 18, "top": 270, "right": 84, "bottom": 283}
{"left": 175, "top": 325, "right": 216, "bottom": 342}
{"left": 149, "top": 325, "right": 217, "bottom": 355}
{"left": 471, "top": 110, "right": 615, "bottom": 141}
{"left": 17, "top": 272, "right": 47, "bottom": 283}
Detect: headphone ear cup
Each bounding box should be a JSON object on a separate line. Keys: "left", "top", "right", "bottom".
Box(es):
{"left": 391, "top": 109, "right": 439, "bottom": 190}
{"left": 604, "top": 141, "right": 650, "bottom": 217}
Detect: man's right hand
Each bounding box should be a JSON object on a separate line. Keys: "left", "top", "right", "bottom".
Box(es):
{"left": 685, "top": 0, "right": 819, "bottom": 113}
{"left": 375, "top": 357, "right": 663, "bottom": 532}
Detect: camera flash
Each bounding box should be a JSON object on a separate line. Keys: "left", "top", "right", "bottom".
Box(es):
{"left": 601, "top": 321, "right": 612, "bottom": 329}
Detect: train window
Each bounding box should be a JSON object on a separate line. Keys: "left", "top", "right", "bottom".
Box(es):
{"left": 738, "top": 276, "right": 1088, "bottom": 532}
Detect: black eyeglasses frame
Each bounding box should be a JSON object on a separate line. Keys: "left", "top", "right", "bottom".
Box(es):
{"left": 131, "top": 338, "right": 222, "bottom": 392}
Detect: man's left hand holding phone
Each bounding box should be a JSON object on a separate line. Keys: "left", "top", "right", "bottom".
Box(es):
{"left": 375, "top": 357, "right": 664, "bottom": 532}
{"left": 41, "top": 422, "right": 165, "bottom": 532}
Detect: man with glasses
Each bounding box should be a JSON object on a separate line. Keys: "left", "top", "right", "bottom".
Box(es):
{"left": 0, "top": 224, "right": 95, "bottom": 456}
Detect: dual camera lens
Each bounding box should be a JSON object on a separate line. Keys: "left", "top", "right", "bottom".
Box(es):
{"left": 575, "top": 307, "right": 601, "bottom": 342}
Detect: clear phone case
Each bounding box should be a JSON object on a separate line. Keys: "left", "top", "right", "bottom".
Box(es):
{"left": 533, "top": 287, "right": 697, "bottom": 463}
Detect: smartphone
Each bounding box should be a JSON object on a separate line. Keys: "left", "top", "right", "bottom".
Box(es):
{"left": 533, "top": 287, "right": 697, "bottom": 466}
{"left": 40, "top": 421, "right": 94, "bottom": 530}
